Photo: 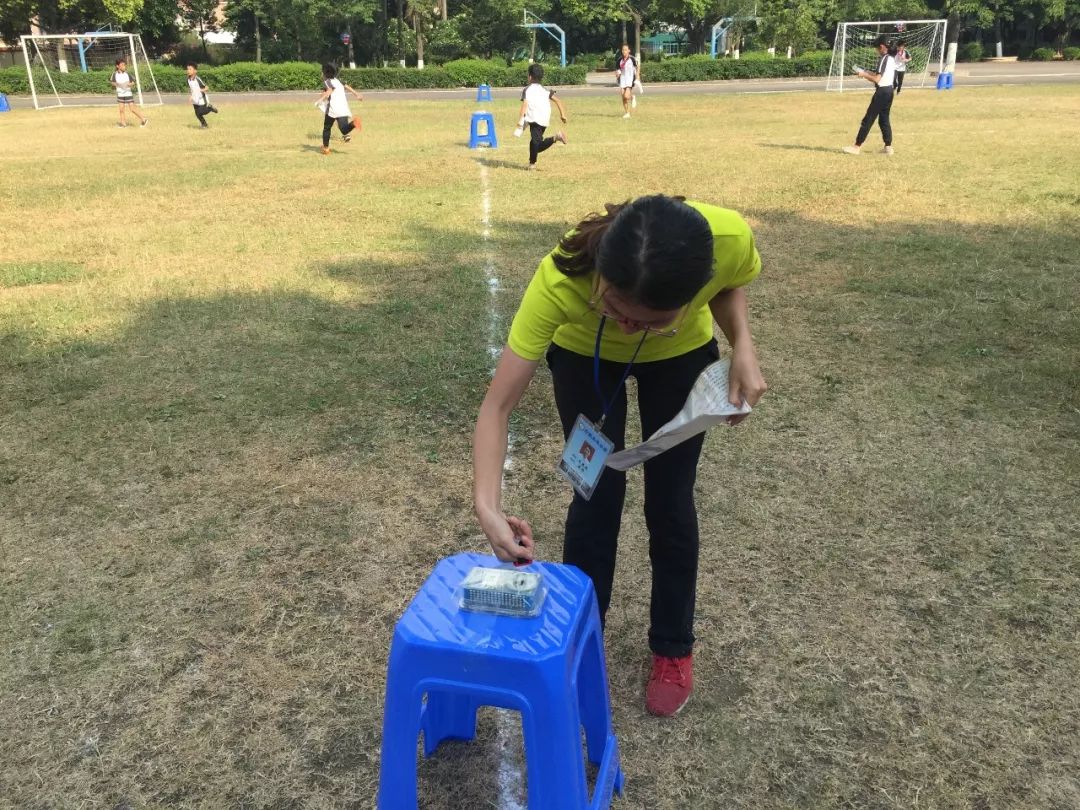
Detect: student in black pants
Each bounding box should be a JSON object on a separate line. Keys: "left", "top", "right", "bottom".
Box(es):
{"left": 893, "top": 40, "right": 912, "bottom": 93}
{"left": 516, "top": 63, "right": 568, "bottom": 170}
{"left": 472, "top": 195, "right": 767, "bottom": 716}
{"left": 843, "top": 36, "right": 897, "bottom": 155}
{"left": 315, "top": 64, "right": 363, "bottom": 156}
{"left": 186, "top": 63, "right": 218, "bottom": 128}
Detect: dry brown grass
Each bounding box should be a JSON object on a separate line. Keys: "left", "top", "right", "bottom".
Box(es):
{"left": 2, "top": 85, "right": 1079, "bottom": 808}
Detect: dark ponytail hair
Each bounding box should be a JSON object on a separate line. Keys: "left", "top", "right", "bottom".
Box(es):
{"left": 322, "top": 63, "right": 337, "bottom": 79}
{"left": 553, "top": 195, "right": 714, "bottom": 310}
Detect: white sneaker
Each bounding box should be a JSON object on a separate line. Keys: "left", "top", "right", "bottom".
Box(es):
{"left": 555, "top": 130, "right": 567, "bottom": 145}
{"left": 842, "top": 145, "right": 861, "bottom": 154}
{"left": 882, "top": 145, "right": 894, "bottom": 155}
{"left": 622, "top": 112, "right": 631, "bottom": 119}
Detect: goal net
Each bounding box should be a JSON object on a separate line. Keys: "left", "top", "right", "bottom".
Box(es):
{"left": 19, "top": 32, "right": 162, "bottom": 110}
{"left": 826, "top": 19, "right": 946, "bottom": 92}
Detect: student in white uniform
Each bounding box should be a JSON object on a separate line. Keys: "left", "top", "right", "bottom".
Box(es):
{"left": 110, "top": 58, "right": 147, "bottom": 128}
{"left": 893, "top": 40, "right": 912, "bottom": 94}
{"left": 842, "top": 36, "right": 896, "bottom": 156}
{"left": 315, "top": 63, "right": 363, "bottom": 156}
{"left": 186, "top": 63, "right": 218, "bottom": 129}
{"left": 516, "top": 63, "right": 568, "bottom": 170}
{"left": 614, "top": 44, "right": 638, "bottom": 119}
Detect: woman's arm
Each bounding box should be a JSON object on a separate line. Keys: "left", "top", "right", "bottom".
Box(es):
{"left": 474, "top": 347, "right": 540, "bottom": 562}
{"left": 344, "top": 83, "right": 363, "bottom": 100}
{"left": 709, "top": 286, "right": 767, "bottom": 418}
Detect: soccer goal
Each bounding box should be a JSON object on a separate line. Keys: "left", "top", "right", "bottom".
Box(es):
{"left": 19, "top": 32, "right": 162, "bottom": 110}
{"left": 826, "top": 19, "right": 946, "bottom": 92}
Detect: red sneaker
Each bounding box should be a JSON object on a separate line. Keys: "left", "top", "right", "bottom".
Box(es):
{"left": 645, "top": 653, "right": 693, "bottom": 716}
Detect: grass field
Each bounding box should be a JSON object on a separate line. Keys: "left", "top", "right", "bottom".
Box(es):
{"left": 2, "top": 85, "right": 1079, "bottom": 809}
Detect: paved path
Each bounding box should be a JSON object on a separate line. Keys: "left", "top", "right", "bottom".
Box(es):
{"left": 5, "top": 60, "right": 1079, "bottom": 109}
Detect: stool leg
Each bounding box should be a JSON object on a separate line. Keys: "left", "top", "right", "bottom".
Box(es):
{"left": 378, "top": 649, "right": 424, "bottom": 810}
{"left": 522, "top": 679, "right": 589, "bottom": 809}
{"left": 576, "top": 630, "right": 612, "bottom": 768}
{"left": 421, "top": 691, "right": 478, "bottom": 756}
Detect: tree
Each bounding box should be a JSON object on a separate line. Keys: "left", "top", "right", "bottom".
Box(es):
{"left": 135, "top": 0, "right": 181, "bottom": 53}
{"left": 756, "top": 0, "right": 827, "bottom": 54}
{"left": 405, "top": 1, "right": 437, "bottom": 68}
{"left": 179, "top": 0, "right": 220, "bottom": 58}
{"left": 456, "top": 0, "right": 540, "bottom": 59}
{"left": 648, "top": 0, "right": 732, "bottom": 55}
{"left": 313, "top": 0, "right": 378, "bottom": 66}
{"left": 226, "top": 0, "right": 268, "bottom": 62}
{"left": 1, "top": 0, "right": 145, "bottom": 41}
{"left": 0, "top": 0, "right": 38, "bottom": 44}
{"left": 563, "top": 0, "right": 649, "bottom": 56}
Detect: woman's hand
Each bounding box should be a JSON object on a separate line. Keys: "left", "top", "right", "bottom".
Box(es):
{"left": 479, "top": 509, "right": 535, "bottom": 563}
{"left": 727, "top": 342, "right": 767, "bottom": 426}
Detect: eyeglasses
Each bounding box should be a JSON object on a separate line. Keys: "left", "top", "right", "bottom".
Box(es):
{"left": 586, "top": 288, "right": 685, "bottom": 338}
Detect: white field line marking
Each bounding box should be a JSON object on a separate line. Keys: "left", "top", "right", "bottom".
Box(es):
{"left": 478, "top": 160, "right": 526, "bottom": 810}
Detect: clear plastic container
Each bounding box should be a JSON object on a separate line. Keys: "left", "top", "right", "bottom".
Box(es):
{"left": 459, "top": 565, "right": 547, "bottom": 618}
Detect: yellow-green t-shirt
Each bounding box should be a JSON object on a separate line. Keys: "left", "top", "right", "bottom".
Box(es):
{"left": 507, "top": 201, "right": 761, "bottom": 363}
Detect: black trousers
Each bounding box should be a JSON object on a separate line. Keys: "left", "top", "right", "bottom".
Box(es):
{"left": 193, "top": 103, "right": 212, "bottom": 126}
{"left": 323, "top": 114, "right": 357, "bottom": 147}
{"left": 547, "top": 339, "right": 721, "bottom": 658}
{"left": 529, "top": 122, "right": 555, "bottom": 165}
{"left": 855, "top": 86, "right": 894, "bottom": 147}
{"left": 894, "top": 71, "right": 906, "bottom": 93}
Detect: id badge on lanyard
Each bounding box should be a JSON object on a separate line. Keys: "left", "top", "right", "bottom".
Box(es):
{"left": 556, "top": 317, "right": 647, "bottom": 500}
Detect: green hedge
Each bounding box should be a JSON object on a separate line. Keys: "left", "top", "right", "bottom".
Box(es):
{"left": 0, "top": 60, "right": 588, "bottom": 96}
{"left": 1030, "top": 47, "right": 1057, "bottom": 61}
{"left": 641, "top": 52, "right": 832, "bottom": 81}
{"left": 958, "top": 42, "right": 984, "bottom": 61}
{"left": 0, "top": 67, "right": 28, "bottom": 94}
{"left": 1063, "top": 46, "right": 1080, "bottom": 61}
{"left": 0, "top": 52, "right": 856, "bottom": 95}
{"left": 442, "top": 59, "right": 586, "bottom": 87}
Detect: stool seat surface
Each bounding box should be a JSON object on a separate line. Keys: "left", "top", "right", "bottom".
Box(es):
{"left": 397, "top": 553, "right": 590, "bottom": 661}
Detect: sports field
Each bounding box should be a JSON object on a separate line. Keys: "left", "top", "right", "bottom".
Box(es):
{"left": 2, "top": 85, "right": 1079, "bottom": 808}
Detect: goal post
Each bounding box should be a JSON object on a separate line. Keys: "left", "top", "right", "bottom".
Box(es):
{"left": 19, "top": 32, "right": 163, "bottom": 110}
{"left": 826, "top": 19, "right": 946, "bottom": 92}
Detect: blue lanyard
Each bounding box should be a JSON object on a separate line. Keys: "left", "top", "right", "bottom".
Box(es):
{"left": 593, "top": 316, "right": 648, "bottom": 430}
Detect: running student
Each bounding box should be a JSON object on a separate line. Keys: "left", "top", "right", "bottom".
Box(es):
{"left": 110, "top": 59, "right": 147, "bottom": 128}
{"left": 472, "top": 195, "right": 767, "bottom": 716}
{"left": 893, "top": 40, "right": 912, "bottom": 93}
{"left": 843, "top": 36, "right": 896, "bottom": 155}
{"left": 316, "top": 64, "right": 363, "bottom": 156}
{"left": 615, "top": 44, "right": 638, "bottom": 118}
{"left": 186, "top": 63, "right": 218, "bottom": 128}
{"left": 516, "top": 63, "right": 567, "bottom": 170}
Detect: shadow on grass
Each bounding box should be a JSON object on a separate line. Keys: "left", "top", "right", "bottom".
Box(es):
{"left": 743, "top": 207, "right": 1080, "bottom": 436}
{"left": 473, "top": 156, "right": 531, "bottom": 171}
{"left": 758, "top": 142, "right": 842, "bottom": 153}
{"left": 3, "top": 208, "right": 1079, "bottom": 808}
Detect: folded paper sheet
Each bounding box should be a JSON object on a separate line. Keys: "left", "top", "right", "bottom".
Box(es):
{"left": 605, "top": 359, "right": 751, "bottom": 471}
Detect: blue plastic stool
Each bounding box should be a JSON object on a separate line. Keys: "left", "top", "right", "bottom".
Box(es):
{"left": 936, "top": 72, "right": 953, "bottom": 90}
{"left": 0, "top": 93, "right": 10, "bottom": 113}
{"left": 476, "top": 83, "right": 492, "bottom": 102}
{"left": 468, "top": 111, "right": 498, "bottom": 149}
{"left": 378, "top": 553, "right": 624, "bottom": 809}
